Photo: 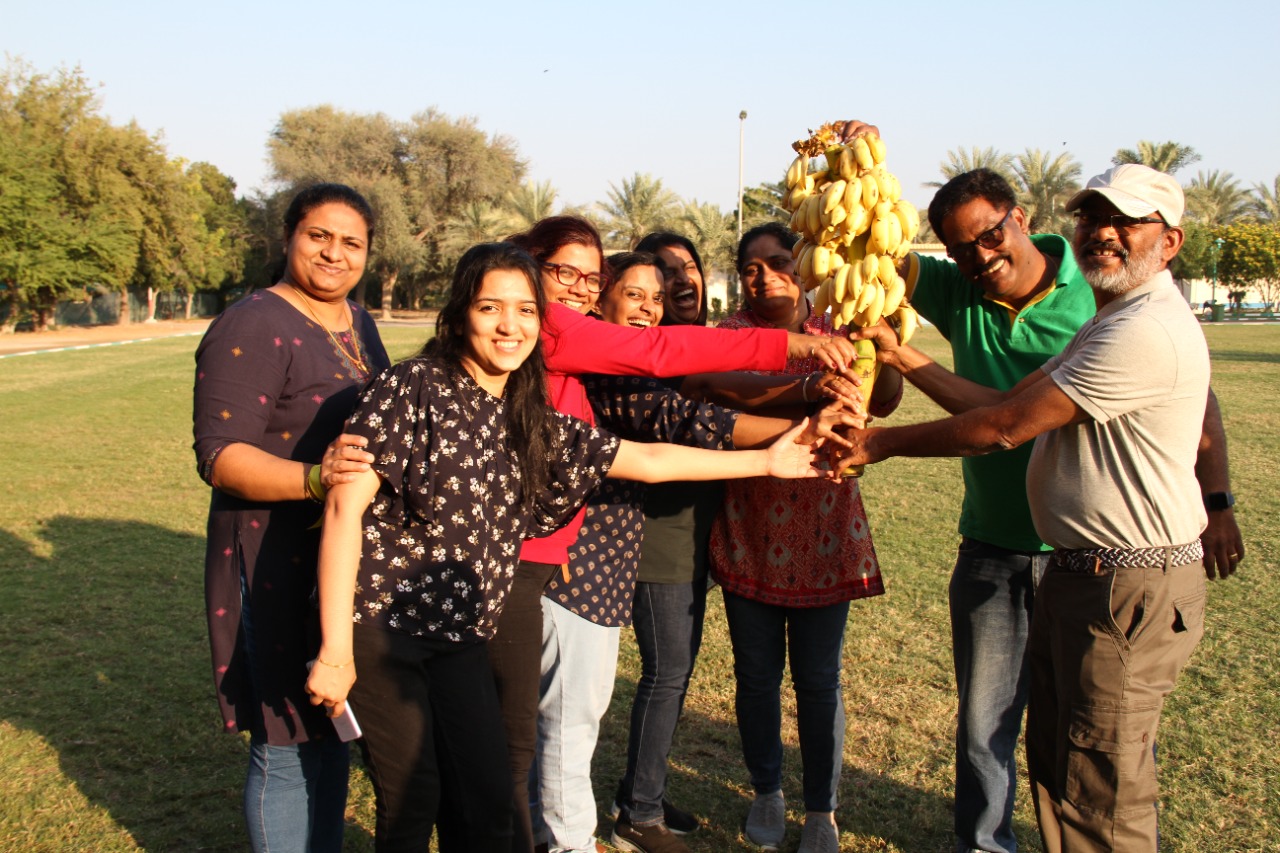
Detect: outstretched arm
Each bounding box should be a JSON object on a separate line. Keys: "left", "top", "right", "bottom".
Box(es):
{"left": 1196, "top": 388, "right": 1244, "bottom": 579}
{"left": 608, "top": 421, "right": 823, "bottom": 483}
{"left": 851, "top": 322, "right": 1006, "bottom": 414}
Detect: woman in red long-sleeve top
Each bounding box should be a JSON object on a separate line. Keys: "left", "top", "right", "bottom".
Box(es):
{"left": 491, "top": 216, "right": 855, "bottom": 853}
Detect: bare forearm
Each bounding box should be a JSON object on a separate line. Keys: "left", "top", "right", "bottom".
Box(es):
{"left": 1195, "top": 389, "right": 1232, "bottom": 492}
{"left": 681, "top": 371, "right": 805, "bottom": 409}
{"left": 211, "top": 443, "right": 309, "bottom": 502}
{"left": 611, "top": 441, "right": 770, "bottom": 482}
{"left": 885, "top": 346, "right": 1004, "bottom": 414}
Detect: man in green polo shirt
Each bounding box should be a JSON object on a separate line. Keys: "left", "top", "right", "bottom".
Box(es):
{"left": 854, "top": 167, "right": 1242, "bottom": 853}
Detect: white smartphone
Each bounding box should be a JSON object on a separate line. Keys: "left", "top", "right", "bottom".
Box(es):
{"left": 330, "top": 704, "right": 363, "bottom": 742}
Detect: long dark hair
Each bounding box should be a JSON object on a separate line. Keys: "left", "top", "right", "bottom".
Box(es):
{"left": 507, "top": 215, "right": 605, "bottom": 268}
{"left": 420, "top": 243, "right": 555, "bottom": 507}
{"left": 635, "top": 231, "right": 708, "bottom": 326}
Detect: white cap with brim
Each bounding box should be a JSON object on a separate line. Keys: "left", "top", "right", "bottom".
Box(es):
{"left": 1064, "top": 163, "right": 1185, "bottom": 227}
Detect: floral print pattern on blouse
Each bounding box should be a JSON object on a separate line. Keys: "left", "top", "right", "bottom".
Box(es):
{"left": 345, "top": 356, "right": 620, "bottom": 642}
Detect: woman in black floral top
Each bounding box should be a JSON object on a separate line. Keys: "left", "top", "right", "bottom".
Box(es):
{"left": 304, "top": 243, "right": 826, "bottom": 852}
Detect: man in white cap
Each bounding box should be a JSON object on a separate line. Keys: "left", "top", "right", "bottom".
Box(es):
{"left": 838, "top": 163, "right": 1238, "bottom": 852}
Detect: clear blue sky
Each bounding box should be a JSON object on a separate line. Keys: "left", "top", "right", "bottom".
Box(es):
{"left": 7, "top": 0, "right": 1278, "bottom": 216}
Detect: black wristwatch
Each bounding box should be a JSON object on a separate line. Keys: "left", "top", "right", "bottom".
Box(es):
{"left": 1204, "top": 491, "right": 1235, "bottom": 511}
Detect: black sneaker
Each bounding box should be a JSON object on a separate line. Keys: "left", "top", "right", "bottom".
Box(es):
{"left": 611, "top": 818, "right": 690, "bottom": 853}
{"left": 609, "top": 799, "right": 700, "bottom": 835}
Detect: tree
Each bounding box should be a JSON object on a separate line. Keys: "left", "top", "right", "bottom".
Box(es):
{"left": 740, "top": 181, "right": 788, "bottom": 229}
{"left": 267, "top": 105, "right": 526, "bottom": 313}
{"left": 1012, "top": 148, "right": 1081, "bottom": 235}
{"left": 1248, "top": 175, "right": 1280, "bottom": 223}
{"left": 1185, "top": 170, "right": 1249, "bottom": 227}
{"left": 503, "top": 180, "right": 558, "bottom": 232}
{"left": 926, "top": 147, "right": 1016, "bottom": 189}
{"left": 1216, "top": 221, "right": 1280, "bottom": 308}
{"left": 439, "top": 200, "right": 512, "bottom": 259}
{"left": 598, "top": 173, "right": 680, "bottom": 249}
{"left": 1110, "top": 140, "right": 1200, "bottom": 175}
{"left": 0, "top": 60, "right": 244, "bottom": 329}
{"left": 677, "top": 201, "right": 736, "bottom": 276}
{"left": 1172, "top": 221, "right": 1213, "bottom": 282}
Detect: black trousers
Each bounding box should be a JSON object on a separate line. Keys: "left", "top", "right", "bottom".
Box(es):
{"left": 349, "top": 624, "right": 514, "bottom": 853}
{"left": 487, "top": 560, "right": 561, "bottom": 853}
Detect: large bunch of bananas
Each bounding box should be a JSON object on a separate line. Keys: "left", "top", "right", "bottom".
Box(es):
{"left": 783, "top": 128, "right": 921, "bottom": 343}
{"left": 783, "top": 124, "right": 922, "bottom": 475}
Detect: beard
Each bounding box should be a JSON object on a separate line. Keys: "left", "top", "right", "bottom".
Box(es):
{"left": 1079, "top": 236, "right": 1167, "bottom": 296}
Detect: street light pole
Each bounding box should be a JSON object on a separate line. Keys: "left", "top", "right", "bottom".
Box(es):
{"left": 1212, "top": 237, "right": 1224, "bottom": 307}
{"left": 737, "top": 110, "right": 747, "bottom": 242}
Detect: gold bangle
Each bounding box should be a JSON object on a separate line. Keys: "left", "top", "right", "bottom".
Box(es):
{"left": 316, "top": 656, "right": 353, "bottom": 669}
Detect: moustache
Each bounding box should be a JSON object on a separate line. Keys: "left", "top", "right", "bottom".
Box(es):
{"left": 1084, "top": 241, "right": 1131, "bottom": 262}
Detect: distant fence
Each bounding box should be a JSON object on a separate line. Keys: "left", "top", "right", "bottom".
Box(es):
{"left": 21, "top": 291, "right": 223, "bottom": 329}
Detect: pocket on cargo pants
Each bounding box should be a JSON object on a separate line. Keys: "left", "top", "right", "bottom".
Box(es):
{"left": 1064, "top": 702, "right": 1162, "bottom": 818}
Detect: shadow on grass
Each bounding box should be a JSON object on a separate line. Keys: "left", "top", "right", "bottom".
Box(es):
{"left": 595, "top": 678, "right": 969, "bottom": 852}
{"left": 1208, "top": 349, "right": 1280, "bottom": 364}
{"left": 0, "top": 517, "right": 372, "bottom": 851}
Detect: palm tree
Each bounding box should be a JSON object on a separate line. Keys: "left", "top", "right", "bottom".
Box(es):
{"left": 439, "top": 200, "right": 511, "bottom": 259}
{"left": 503, "top": 180, "right": 558, "bottom": 232}
{"left": 598, "top": 173, "right": 680, "bottom": 249}
{"left": 1110, "top": 140, "right": 1200, "bottom": 175}
{"left": 1013, "top": 148, "right": 1082, "bottom": 235}
{"left": 925, "top": 146, "right": 1016, "bottom": 189}
{"left": 1248, "top": 175, "right": 1280, "bottom": 222}
{"left": 1185, "top": 170, "right": 1250, "bottom": 227}
{"left": 678, "top": 201, "right": 736, "bottom": 274}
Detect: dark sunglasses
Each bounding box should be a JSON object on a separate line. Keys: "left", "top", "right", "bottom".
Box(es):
{"left": 946, "top": 209, "right": 1013, "bottom": 260}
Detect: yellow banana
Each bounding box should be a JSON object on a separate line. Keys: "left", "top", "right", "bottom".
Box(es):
{"left": 867, "top": 215, "right": 889, "bottom": 255}
{"left": 812, "top": 245, "right": 831, "bottom": 281}
{"left": 840, "top": 175, "right": 862, "bottom": 214}
{"left": 845, "top": 258, "right": 864, "bottom": 306}
{"left": 845, "top": 205, "right": 870, "bottom": 237}
{"left": 892, "top": 201, "right": 919, "bottom": 244}
{"left": 892, "top": 304, "right": 919, "bottom": 345}
{"left": 814, "top": 276, "right": 832, "bottom": 315}
{"left": 873, "top": 167, "right": 894, "bottom": 203}
{"left": 854, "top": 274, "right": 878, "bottom": 314}
{"left": 839, "top": 296, "right": 857, "bottom": 330}
{"left": 862, "top": 281, "right": 887, "bottom": 327}
{"left": 882, "top": 275, "right": 906, "bottom": 316}
{"left": 786, "top": 156, "right": 803, "bottom": 189}
{"left": 884, "top": 214, "right": 903, "bottom": 256}
{"left": 821, "top": 180, "right": 846, "bottom": 214}
{"left": 852, "top": 136, "right": 874, "bottom": 170}
{"left": 805, "top": 195, "right": 823, "bottom": 237}
{"left": 860, "top": 174, "right": 879, "bottom": 210}
{"left": 795, "top": 244, "right": 813, "bottom": 284}
{"left": 874, "top": 200, "right": 893, "bottom": 220}
{"left": 844, "top": 238, "right": 866, "bottom": 266}
{"left": 878, "top": 255, "right": 897, "bottom": 288}
{"left": 837, "top": 146, "right": 856, "bottom": 181}
{"left": 833, "top": 263, "right": 851, "bottom": 303}
{"left": 867, "top": 133, "right": 887, "bottom": 165}
{"left": 862, "top": 253, "right": 880, "bottom": 286}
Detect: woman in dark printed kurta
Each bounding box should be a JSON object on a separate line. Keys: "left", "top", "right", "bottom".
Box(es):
{"left": 193, "top": 184, "right": 389, "bottom": 853}
{"left": 304, "top": 243, "right": 826, "bottom": 853}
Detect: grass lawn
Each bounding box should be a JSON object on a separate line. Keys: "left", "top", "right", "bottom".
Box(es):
{"left": 0, "top": 323, "right": 1274, "bottom": 852}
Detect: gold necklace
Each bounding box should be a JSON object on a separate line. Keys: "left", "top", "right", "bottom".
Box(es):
{"left": 289, "top": 284, "right": 370, "bottom": 377}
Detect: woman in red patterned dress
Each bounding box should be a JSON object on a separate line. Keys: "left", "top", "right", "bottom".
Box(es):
{"left": 709, "top": 222, "right": 902, "bottom": 853}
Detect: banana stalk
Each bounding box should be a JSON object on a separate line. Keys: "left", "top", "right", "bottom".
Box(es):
{"left": 841, "top": 338, "right": 879, "bottom": 478}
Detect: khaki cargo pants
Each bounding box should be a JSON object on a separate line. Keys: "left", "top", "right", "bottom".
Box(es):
{"left": 1026, "top": 559, "right": 1206, "bottom": 852}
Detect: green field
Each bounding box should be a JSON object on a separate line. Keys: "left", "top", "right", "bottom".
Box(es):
{"left": 0, "top": 323, "right": 1275, "bottom": 852}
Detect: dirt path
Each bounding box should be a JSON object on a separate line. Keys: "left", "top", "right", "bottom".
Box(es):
{"left": 0, "top": 314, "right": 438, "bottom": 358}
{"left": 0, "top": 319, "right": 213, "bottom": 357}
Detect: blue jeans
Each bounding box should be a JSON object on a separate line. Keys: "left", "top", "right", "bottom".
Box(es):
{"left": 948, "top": 538, "right": 1045, "bottom": 853}
{"left": 618, "top": 580, "right": 708, "bottom": 824}
{"left": 240, "top": 575, "right": 349, "bottom": 853}
{"left": 245, "top": 736, "right": 350, "bottom": 853}
{"left": 722, "top": 591, "right": 849, "bottom": 812}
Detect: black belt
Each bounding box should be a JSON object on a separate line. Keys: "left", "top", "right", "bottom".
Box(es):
{"left": 1050, "top": 541, "right": 1204, "bottom": 574}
